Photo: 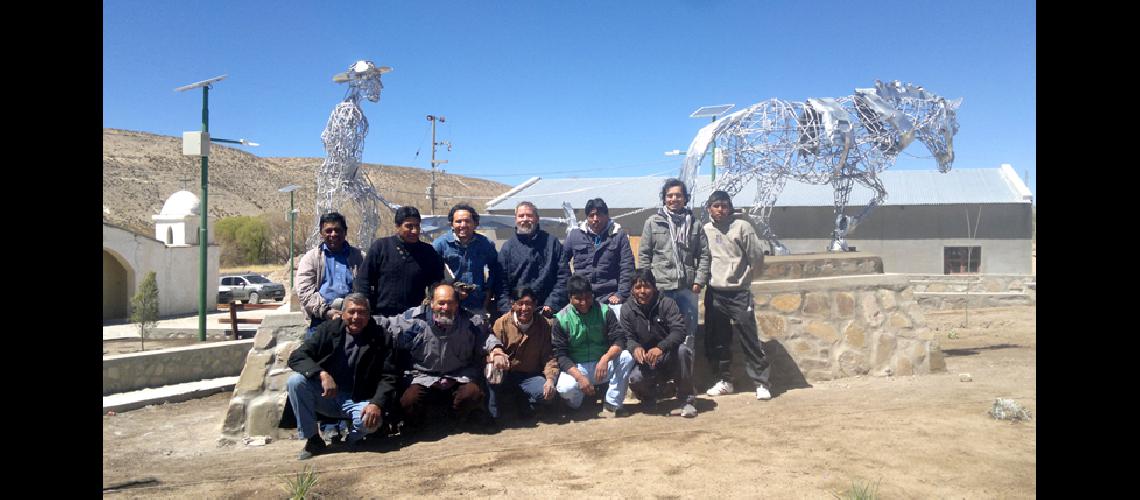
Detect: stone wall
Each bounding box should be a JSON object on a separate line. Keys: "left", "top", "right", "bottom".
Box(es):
{"left": 102, "top": 340, "right": 254, "bottom": 395}
{"left": 909, "top": 274, "right": 1036, "bottom": 310}
{"left": 760, "top": 253, "right": 883, "bottom": 280}
{"left": 743, "top": 274, "right": 945, "bottom": 382}
{"left": 220, "top": 312, "right": 308, "bottom": 442}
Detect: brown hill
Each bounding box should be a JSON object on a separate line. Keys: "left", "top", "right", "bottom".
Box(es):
{"left": 102, "top": 129, "right": 510, "bottom": 239}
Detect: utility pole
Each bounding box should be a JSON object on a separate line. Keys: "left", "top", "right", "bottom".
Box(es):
{"left": 426, "top": 114, "right": 450, "bottom": 215}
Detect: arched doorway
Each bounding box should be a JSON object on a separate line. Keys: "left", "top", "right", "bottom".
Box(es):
{"left": 103, "top": 250, "right": 131, "bottom": 321}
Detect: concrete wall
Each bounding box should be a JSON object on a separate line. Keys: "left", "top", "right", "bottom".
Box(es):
{"left": 102, "top": 340, "right": 254, "bottom": 395}
{"left": 103, "top": 250, "right": 130, "bottom": 321}
{"left": 103, "top": 224, "right": 220, "bottom": 319}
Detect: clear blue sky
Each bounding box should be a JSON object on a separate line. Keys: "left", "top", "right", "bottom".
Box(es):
{"left": 104, "top": 0, "right": 1036, "bottom": 200}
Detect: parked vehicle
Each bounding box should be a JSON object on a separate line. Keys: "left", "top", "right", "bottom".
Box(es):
{"left": 218, "top": 274, "right": 285, "bottom": 304}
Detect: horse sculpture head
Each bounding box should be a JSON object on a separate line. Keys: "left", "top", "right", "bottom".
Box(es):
{"left": 873, "top": 80, "right": 961, "bottom": 173}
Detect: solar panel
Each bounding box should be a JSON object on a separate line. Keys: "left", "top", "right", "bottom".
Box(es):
{"left": 690, "top": 104, "right": 735, "bottom": 118}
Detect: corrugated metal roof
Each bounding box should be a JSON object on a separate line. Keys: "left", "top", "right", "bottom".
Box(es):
{"left": 486, "top": 167, "right": 1033, "bottom": 210}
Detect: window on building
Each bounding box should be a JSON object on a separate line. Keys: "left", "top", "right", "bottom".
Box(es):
{"left": 944, "top": 246, "right": 981, "bottom": 274}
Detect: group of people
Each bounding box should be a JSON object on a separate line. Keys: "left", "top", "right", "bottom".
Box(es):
{"left": 286, "top": 178, "right": 773, "bottom": 460}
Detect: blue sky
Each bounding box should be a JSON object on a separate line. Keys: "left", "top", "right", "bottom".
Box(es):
{"left": 103, "top": 1, "right": 1036, "bottom": 200}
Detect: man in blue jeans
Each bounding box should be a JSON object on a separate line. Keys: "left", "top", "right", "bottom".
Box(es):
{"left": 637, "top": 179, "right": 705, "bottom": 349}
{"left": 551, "top": 275, "right": 634, "bottom": 417}
{"left": 286, "top": 293, "right": 399, "bottom": 460}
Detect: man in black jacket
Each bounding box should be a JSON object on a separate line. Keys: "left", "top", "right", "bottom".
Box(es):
{"left": 621, "top": 269, "right": 697, "bottom": 417}
{"left": 354, "top": 206, "right": 445, "bottom": 316}
{"left": 497, "top": 201, "right": 570, "bottom": 316}
{"left": 286, "top": 292, "right": 400, "bottom": 460}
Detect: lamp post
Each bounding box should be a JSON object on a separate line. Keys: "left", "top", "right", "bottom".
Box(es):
{"left": 278, "top": 184, "right": 301, "bottom": 291}
{"left": 177, "top": 75, "right": 257, "bottom": 341}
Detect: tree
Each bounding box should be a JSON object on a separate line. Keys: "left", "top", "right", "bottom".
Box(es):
{"left": 130, "top": 271, "right": 159, "bottom": 351}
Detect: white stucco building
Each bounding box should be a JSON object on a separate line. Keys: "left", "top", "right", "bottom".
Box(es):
{"left": 102, "top": 191, "right": 220, "bottom": 321}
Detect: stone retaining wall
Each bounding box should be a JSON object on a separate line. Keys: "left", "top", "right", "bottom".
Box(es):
{"left": 220, "top": 312, "right": 308, "bottom": 442}
{"left": 908, "top": 274, "right": 1036, "bottom": 310}
{"left": 102, "top": 340, "right": 254, "bottom": 395}
{"left": 761, "top": 253, "right": 883, "bottom": 280}
{"left": 743, "top": 274, "right": 945, "bottom": 382}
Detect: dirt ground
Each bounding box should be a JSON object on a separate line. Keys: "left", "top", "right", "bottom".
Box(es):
{"left": 103, "top": 304, "right": 1035, "bottom": 498}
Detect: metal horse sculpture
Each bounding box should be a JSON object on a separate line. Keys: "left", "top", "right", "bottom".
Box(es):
{"left": 680, "top": 80, "right": 961, "bottom": 254}
{"left": 308, "top": 60, "right": 400, "bottom": 250}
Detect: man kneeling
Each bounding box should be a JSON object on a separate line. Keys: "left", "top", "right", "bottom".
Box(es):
{"left": 389, "top": 282, "right": 508, "bottom": 431}
{"left": 552, "top": 275, "right": 634, "bottom": 417}
{"left": 287, "top": 293, "right": 399, "bottom": 460}
{"left": 622, "top": 269, "right": 698, "bottom": 417}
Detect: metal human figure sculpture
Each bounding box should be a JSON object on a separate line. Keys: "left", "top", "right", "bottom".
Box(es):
{"left": 308, "top": 60, "right": 399, "bottom": 250}
{"left": 680, "top": 80, "right": 960, "bottom": 254}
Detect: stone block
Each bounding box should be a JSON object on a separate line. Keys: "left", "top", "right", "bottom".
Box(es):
{"left": 873, "top": 332, "right": 896, "bottom": 367}
{"left": 835, "top": 292, "right": 856, "bottom": 318}
{"left": 757, "top": 313, "right": 787, "bottom": 339}
{"left": 837, "top": 349, "right": 869, "bottom": 377}
{"left": 927, "top": 343, "right": 946, "bottom": 372}
{"left": 876, "top": 289, "right": 897, "bottom": 310}
{"left": 843, "top": 321, "right": 866, "bottom": 349}
{"left": 247, "top": 394, "right": 286, "bottom": 437}
{"left": 788, "top": 339, "right": 817, "bottom": 358}
{"left": 222, "top": 398, "right": 247, "bottom": 434}
{"left": 888, "top": 312, "right": 912, "bottom": 329}
{"left": 266, "top": 368, "right": 294, "bottom": 392}
{"left": 860, "top": 292, "right": 884, "bottom": 327}
{"left": 895, "top": 356, "right": 914, "bottom": 376}
{"left": 899, "top": 287, "right": 914, "bottom": 301}
{"left": 234, "top": 352, "right": 273, "bottom": 395}
{"left": 753, "top": 294, "right": 771, "bottom": 308}
{"left": 274, "top": 340, "right": 303, "bottom": 371}
{"left": 253, "top": 326, "right": 277, "bottom": 350}
{"left": 926, "top": 283, "right": 947, "bottom": 292}
{"left": 915, "top": 327, "right": 934, "bottom": 341}
{"left": 905, "top": 304, "right": 926, "bottom": 325}
{"left": 804, "top": 320, "right": 839, "bottom": 343}
{"left": 802, "top": 292, "right": 830, "bottom": 316}
{"left": 771, "top": 294, "right": 802, "bottom": 313}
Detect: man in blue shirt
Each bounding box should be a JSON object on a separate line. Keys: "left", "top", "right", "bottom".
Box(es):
{"left": 432, "top": 204, "right": 503, "bottom": 320}
{"left": 296, "top": 212, "right": 365, "bottom": 334}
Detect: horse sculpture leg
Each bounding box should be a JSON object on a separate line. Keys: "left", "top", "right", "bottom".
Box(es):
{"left": 829, "top": 176, "right": 854, "bottom": 251}
{"left": 749, "top": 172, "right": 791, "bottom": 255}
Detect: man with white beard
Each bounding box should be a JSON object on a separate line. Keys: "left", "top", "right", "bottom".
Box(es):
{"left": 381, "top": 282, "right": 509, "bottom": 431}
{"left": 496, "top": 201, "right": 570, "bottom": 318}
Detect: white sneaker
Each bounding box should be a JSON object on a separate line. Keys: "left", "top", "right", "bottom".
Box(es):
{"left": 705, "top": 380, "right": 734, "bottom": 396}
{"left": 756, "top": 386, "right": 772, "bottom": 400}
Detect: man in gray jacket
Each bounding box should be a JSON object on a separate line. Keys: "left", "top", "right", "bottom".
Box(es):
{"left": 695, "top": 190, "right": 772, "bottom": 400}
{"left": 296, "top": 212, "right": 365, "bottom": 334}
{"left": 638, "top": 179, "right": 706, "bottom": 346}
{"left": 381, "top": 282, "right": 509, "bottom": 429}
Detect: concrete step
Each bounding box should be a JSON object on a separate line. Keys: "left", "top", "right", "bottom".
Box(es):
{"left": 102, "top": 376, "right": 238, "bottom": 414}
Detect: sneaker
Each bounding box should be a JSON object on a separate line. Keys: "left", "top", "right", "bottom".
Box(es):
{"left": 679, "top": 402, "right": 698, "bottom": 418}
{"left": 320, "top": 425, "right": 342, "bottom": 444}
{"left": 298, "top": 435, "right": 327, "bottom": 460}
{"left": 705, "top": 380, "right": 735, "bottom": 397}
{"left": 601, "top": 403, "right": 629, "bottom": 418}
{"left": 756, "top": 385, "right": 772, "bottom": 400}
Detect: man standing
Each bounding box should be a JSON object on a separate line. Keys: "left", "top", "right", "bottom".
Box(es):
{"left": 622, "top": 269, "right": 697, "bottom": 417}
{"left": 563, "top": 198, "right": 634, "bottom": 317}
{"left": 488, "top": 286, "right": 559, "bottom": 422}
{"left": 497, "top": 201, "right": 570, "bottom": 317}
{"left": 385, "top": 282, "right": 509, "bottom": 429}
{"left": 296, "top": 212, "right": 364, "bottom": 334}
{"left": 432, "top": 203, "right": 503, "bottom": 319}
{"left": 638, "top": 179, "right": 705, "bottom": 347}
{"left": 286, "top": 293, "right": 400, "bottom": 460}
{"left": 355, "top": 206, "right": 445, "bottom": 316}
{"left": 551, "top": 275, "right": 634, "bottom": 417}
{"left": 695, "top": 190, "right": 772, "bottom": 400}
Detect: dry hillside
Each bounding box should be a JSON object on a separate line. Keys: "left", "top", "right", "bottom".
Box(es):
{"left": 102, "top": 129, "right": 510, "bottom": 239}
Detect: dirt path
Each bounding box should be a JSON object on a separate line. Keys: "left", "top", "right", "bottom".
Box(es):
{"left": 103, "top": 305, "right": 1036, "bottom": 498}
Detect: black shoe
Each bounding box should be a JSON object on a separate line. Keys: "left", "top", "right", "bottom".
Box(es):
{"left": 298, "top": 435, "right": 327, "bottom": 460}
{"left": 601, "top": 403, "right": 629, "bottom": 418}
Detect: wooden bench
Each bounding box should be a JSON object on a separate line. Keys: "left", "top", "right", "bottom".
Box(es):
{"left": 223, "top": 302, "right": 263, "bottom": 340}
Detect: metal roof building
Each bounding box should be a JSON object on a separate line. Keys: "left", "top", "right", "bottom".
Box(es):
{"left": 486, "top": 165, "right": 1034, "bottom": 275}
